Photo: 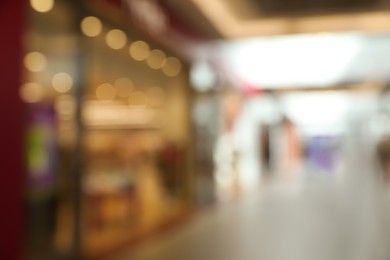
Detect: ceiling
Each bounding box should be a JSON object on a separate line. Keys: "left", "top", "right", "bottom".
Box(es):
{"left": 163, "top": 0, "right": 390, "bottom": 39}
{"left": 227, "top": 0, "right": 382, "bottom": 18}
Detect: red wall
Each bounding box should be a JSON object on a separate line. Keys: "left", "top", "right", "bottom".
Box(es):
{"left": 0, "top": 1, "right": 24, "bottom": 259}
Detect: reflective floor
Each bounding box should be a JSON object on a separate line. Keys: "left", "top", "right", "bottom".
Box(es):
{"left": 112, "top": 178, "right": 390, "bottom": 260}
{"left": 112, "top": 192, "right": 264, "bottom": 260}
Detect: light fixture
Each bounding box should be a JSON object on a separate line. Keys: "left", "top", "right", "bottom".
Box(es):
{"left": 52, "top": 72, "right": 73, "bottom": 93}
{"left": 81, "top": 16, "right": 103, "bottom": 37}
{"left": 24, "top": 52, "right": 47, "bottom": 72}
{"left": 162, "top": 57, "right": 182, "bottom": 77}
{"left": 190, "top": 61, "right": 217, "bottom": 92}
{"left": 30, "top": 0, "right": 54, "bottom": 13}
{"left": 129, "top": 41, "right": 150, "bottom": 61}
{"left": 146, "top": 49, "right": 166, "bottom": 69}
{"left": 105, "top": 29, "right": 127, "bottom": 50}
{"left": 20, "top": 83, "right": 45, "bottom": 103}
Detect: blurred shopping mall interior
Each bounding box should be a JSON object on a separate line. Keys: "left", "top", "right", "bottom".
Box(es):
{"left": 3, "top": 0, "right": 390, "bottom": 259}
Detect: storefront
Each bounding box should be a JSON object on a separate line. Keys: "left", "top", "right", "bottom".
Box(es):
{"left": 22, "top": 0, "right": 192, "bottom": 258}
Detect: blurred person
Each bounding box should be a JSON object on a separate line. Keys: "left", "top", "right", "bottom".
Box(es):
{"left": 377, "top": 137, "right": 390, "bottom": 183}
{"left": 259, "top": 123, "right": 271, "bottom": 177}
{"left": 278, "top": 115, "right": 303, "bottom": 181}
{"left": 376, "top": 84, "right": 390, "bottom": 184}
{"left": 214, "top": 92, "right": 244, "bottom": 201}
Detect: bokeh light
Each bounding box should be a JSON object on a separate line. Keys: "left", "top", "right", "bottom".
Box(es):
{"left": 96, "top": 83, "right": 116, "bottom": 102}
{"left": 20, "top": 83, "right": 45, "bottom": 103}
{"left": 147, "top": 50, "right": 166, "bottom": 69}
{"left": 24, "top": 52, "right": 47, "bottom": 72}
{"left": 129, "top": 41, "right": 150, "bottom": 61}
{"left": 52, "top": 72, "right": 73, "bottom": 93}
{"left": 162, "top": 57, "right": 182, "bottom": 77}
{"left": 30, "top": 0, "right": 54, "bottom": 13}
{"left": 81, "top": 16, "right": 103, "bottom": 37}
{"left": 105, "top": 29, "right": 127, "bottom": 50}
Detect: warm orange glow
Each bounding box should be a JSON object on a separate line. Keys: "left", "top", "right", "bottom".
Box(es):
{"left": 147, "top": 50, "right": 166, "bottom": 69}
{"left": 30, "top": 0, "right": 54, "bottom": 13}
{"left": 162, "top": 57, "right": 182, "bottom": 77}
{"left": 20, "top": 83, "right": 45, "bottom": 103}
{"left": 81, "top": 16, "right": 103, "bottom": 37}
{"left": 129, "top": 41, "right": 150, "bottom": 61}
{"left": 105, "top": 29, "right": 127, "bottom": 50}
{"left": 55, "top": 95, "right": 76, "bottom": 119}
{"left": 24, "top": 52, "right": 47, "bottom": 72}
{"left": 52, "top": 72, "right": 73, "bottom": 93}
{"left": 114, "top": 78, "right": 134, "bottom": 98}
{"left": 96, "top": 83, "right": 116, "bottom": 102}
{"left": 128, "top": 91, "right": 147, "bottom": 107}
{"left": 147, "top": 87, "right": 165, "bottom": 107}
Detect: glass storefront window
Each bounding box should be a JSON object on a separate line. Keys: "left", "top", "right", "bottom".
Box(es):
{"left": 23, "top": 0, "right": 191, "bottom": 258}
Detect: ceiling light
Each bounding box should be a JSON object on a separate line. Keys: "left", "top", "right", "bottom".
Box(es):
{"left": 162, "top": 57, "right": 182, "bottom": 77}
{"left": 24, "top": 52, "right": 47, "bottom": 72}
{"left": 81, "top": 16, "right": 103, "bottom": 37}
{"left": 30, "top": 0, "right": 54, "bottom": 13}
{"left": 129, "top": 41, "right": 150, "bottom": 61}
{"left": 106, "top": 29, "right": 127, "bottom": 50}
{"left": 146, "top": 50, "right": 166, "bottom": 69}
{"left": 52, "top": 72, "right": 73, "bottom": 93}
{"left": 20, "top": 83, "right": 45, "bottom": 103}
